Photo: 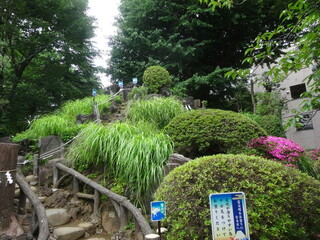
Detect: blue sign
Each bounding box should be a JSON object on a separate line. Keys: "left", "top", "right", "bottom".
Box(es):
{"left": 151, "top": 201, "right": 166, "bottom": 221}
{"left": 209, "top": 192, "right": 250, "bottom": 240}
{"left": 92, "top": 89, "right": 97, "bottom": 97}
{"left": 132, "top": 78, "right": 138, "bottom": 84}
{"left": 118, "top": 81, "right": 123, "bottom": 88}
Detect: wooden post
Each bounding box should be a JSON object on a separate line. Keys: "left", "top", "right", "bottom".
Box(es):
{"left": 33, "top": 153, "right": 39, "bottom": 177}
{"left": 73, "top": 177, "right": 79, "bottom": 199}
{"left": 53, "top": 162, "right": 59, "bottom": 186}
{"left": 93, "top": 189, "right": 100, "bottom": 217}
{"left": 0, "top": 143, "right": 24, "bottom": 236}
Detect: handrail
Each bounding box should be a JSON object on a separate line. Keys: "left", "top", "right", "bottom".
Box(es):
{"left": 52, "top": 160, "right": 155, "bottom": 237}
{"left": 16, "top": 170, "right": 50, "bottom": 240}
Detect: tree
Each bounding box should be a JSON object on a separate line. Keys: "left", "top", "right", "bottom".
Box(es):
{"left": 0, "top": 0, "right": 99, "bottom": 136}
{"left": 107, "top": 0, "right": 291, "bottom": 85}
{"left": 171, "top": 67, "right": 252, "bottom": 112}
{"left": 222, "top": 0, "right": 320, "bottom": 125}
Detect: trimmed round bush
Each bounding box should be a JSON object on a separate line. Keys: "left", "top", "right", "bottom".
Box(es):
{"left": 142, "top": 66, "right": 172, "bottom": 93}
{"left": 154, "top": 154, "right": 320, "bottom": 240}
{"left": 164, "top": 109, "right": 267, "bottom": 158}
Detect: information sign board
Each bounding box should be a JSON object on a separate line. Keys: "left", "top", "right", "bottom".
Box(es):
{"left": 118, "top": 81, "right": 123, "bottom": 88}
{"left": 132, "top": 78, "right": 138, "bottom": 84}
{"left": 209, "top": 192, "right": 250, "bottom": 240}
{"left": 92, "top": 89, "right": 97, "bottom": 97}
{"left": 151, "top": 201, "right": 166, "bottom": 221}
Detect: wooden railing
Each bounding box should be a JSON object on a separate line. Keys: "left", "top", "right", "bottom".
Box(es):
{"left": 16, "top": 170, "right": 50, "bottom": 240}
{"left": 52, "top": 159, "right": 158, "bottom": 239}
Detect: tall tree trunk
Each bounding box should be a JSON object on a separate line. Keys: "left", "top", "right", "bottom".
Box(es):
{"left": 0, "top": 143, "right": 24, "bottom": 237}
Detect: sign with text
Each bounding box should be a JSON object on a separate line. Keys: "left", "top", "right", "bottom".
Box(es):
{"left": 209, "top": 192, "right": 250, "bottom": 240}
{"left": 118, "top": 81, "right": 123, "bottom": 88}
{"left": 132, "top": 78, "right": 138, "bottom": 84}
{"left": 92, "top": 89, "right": 97, "bottom": 97}
{"left": 151, "top": 201, "right": 166, "bottom": 221}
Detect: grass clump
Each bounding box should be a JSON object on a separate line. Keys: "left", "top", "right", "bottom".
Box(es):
{"left": 155, "top": 154, "right": 320, "bottom": 240}
{"left": 126, "top": 96, "right": 185, "bottom": 130}
{"left": 65, "top": 122, "right": 173, "bottom": 205}
{"left": 13, "top": 95, "right": 111, "bottom": 142}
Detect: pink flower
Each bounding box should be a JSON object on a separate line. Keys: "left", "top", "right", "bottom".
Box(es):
{"left": 248, "top": 136, "right": 305, "bottom": 167}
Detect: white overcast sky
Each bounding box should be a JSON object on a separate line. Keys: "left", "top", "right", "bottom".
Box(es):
{"left": 87, "top": 0, "right": 121, "bottom": 87}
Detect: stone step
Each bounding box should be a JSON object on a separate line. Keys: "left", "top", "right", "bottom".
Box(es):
{"left": 46, "top": 208, "right": 71, "bottom": 227}
{"left": 53, "top": 227, "right": 85, "bottom": 240}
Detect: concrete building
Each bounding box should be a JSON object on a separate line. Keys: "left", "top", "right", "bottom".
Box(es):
{"left": 254, "top": 65, "right": 319, "bottom": 150}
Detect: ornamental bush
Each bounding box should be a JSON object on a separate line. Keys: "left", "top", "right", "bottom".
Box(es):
{"left": 154, "top": 154, "right": 320, "bottom": 240}
{"left": 248, "top": 136, "right": 305, "bottom": 167}
{"left": 164, "top": 109, "right": 266, "bottom": 158}
{"left": 142, "top": 66, "right": 172, "bottom": 93}
{"left": 243, "top": 113, "right": 285, "bottom": 137}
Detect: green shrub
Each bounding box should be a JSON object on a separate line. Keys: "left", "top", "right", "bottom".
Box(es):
{"left": 154, "top": 154, "right": 320, "bottom": 240}
{"left": 128, "top": 86, "right": 148, "bottom": 100}
{"left": 164, "top": 109, "right": 266, "bottom": 158}
{"left": 126, "top": 97, "right": 185, "bottom": 130}
{"left": 65, "top": 122, "right": 173, "bottom": 206}
{"left": 142, "top": 66, "right": 172, "bottom": 93}
{"left": 243, "top": 113, "right": 285, "bottom": 137}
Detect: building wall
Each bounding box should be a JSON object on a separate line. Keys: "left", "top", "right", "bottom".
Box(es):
{"left": 254, "top": 65, "right": 319, "bottom": 149}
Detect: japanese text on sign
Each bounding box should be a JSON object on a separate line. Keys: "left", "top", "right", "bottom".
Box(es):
{"left": 209, "top": 192, "right": 250, "bottom": 240}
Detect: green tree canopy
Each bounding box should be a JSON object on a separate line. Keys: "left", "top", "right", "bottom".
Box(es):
{"left": 107, "top": 0, "right": 291, "bottom": 85}
{"left": 222, "top": 0, "right": 319, "bottom": 124}
{"left": 0, "top": 0, "right": 99, "bottom": 136}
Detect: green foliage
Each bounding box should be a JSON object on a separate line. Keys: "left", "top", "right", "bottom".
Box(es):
{"left": 126, "top": 97, "right": 185, "bottom": 130}
{"left": 154, "top": 154, "right": 320, "bottom": 240}
{"left": 128, "top": 86, "right": 148, "bottom": 100}
{"left": 224, "top": 0, "right": 320, "bottom": 120}
{"left": 65, "top": 122, "right": 173, "bottom": 206}
{"left": 165, "top": 109, "right": 266, "bottom": 158}
{"left": 0, "top": 0, "right": 99, "bottom": 136}
{"left": 108, "top": 0, "right": 290, "bottom": 85}
{"left": 171, "top": 68, "right": 252, "bottom": 112}
{"left": 255, "top": 92, "right": 286, "bottom": 117}
{"left": 142, "top": 66, "right": 172, "bottom": 93}
{"left": 243, "top": 113, "right": 285, "bottom": 137}
{"left": 60, "top": 95, "right": 111, "bottom": 121}
{"left": 13, "top": 95, "right": 111, "bottom": 142}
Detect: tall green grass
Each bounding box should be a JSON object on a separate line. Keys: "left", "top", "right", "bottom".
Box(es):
{"left": 65, "top": 122, "right": 173, "bottom": 205}
{"left": 60, "top": 95, "right": 111, "bottom": 121}
{"left": 13, "top": 95, "right": 111, "bottom": 142}
{"left": 126, "top": 96, "right": 185, "bottom": 129}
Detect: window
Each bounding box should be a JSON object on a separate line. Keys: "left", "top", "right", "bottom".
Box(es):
{"left": 290, "top": 83, "right": 306, "bottom": 99}
{"left": 297, "top": 113, "right": 313, "bottom": 131}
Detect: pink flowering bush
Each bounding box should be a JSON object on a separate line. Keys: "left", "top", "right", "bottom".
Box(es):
{"left": 248, "top": 136, "right": 305, "bottom": 167}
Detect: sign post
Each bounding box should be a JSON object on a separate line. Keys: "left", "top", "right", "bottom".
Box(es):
{"left": 151, "top": 201, "right": 166, "bottom": 240}
{"left": 209, "top": 192, "right": 250, "bottom": 240}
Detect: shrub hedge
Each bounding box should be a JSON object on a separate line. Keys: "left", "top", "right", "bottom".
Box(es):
{"left": 164, "top": 109, "right": 266, "bottom": 158}
{"left": 142, "top": 66, "right": 172, "bottom": 93}
{"left": 154, "top": 154, "right": 320, "bottom": 240}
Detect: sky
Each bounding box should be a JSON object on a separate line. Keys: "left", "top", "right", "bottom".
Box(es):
{"left": 87, "top": 0, "right": 121, "bottom": 87}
